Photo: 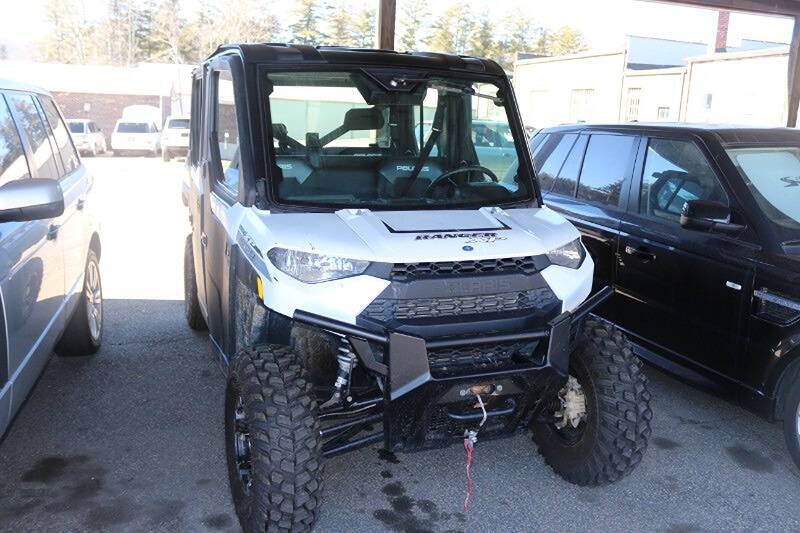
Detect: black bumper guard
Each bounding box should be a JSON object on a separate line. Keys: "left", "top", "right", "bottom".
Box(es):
{"left": 295, "top": 286, "right": 614, "bottom": 456}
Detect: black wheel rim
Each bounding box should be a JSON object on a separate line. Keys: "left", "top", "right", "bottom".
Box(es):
{"left": 232, "top": 394, "right": 253, "bottom": 494}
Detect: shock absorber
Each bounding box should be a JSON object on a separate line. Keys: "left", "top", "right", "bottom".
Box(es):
{"left": 321, "top": 338, "right": 357, "bottom": 409}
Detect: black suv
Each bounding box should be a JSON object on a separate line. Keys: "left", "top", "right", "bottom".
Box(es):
{"left": 530, "top": 123, "right": 800, "bottom": 468}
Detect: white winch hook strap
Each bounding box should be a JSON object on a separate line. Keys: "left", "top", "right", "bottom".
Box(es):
{"left": 476, "top": 394, "right": 487, "bottom": 428}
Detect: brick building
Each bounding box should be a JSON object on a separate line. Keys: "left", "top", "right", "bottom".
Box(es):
{"left": 0, "top": 60, "right": 193, "bottom": 142}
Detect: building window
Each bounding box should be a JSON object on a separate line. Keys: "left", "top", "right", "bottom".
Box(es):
{"left": 657, "top": 107, "right": 671, "bottom": 121}
{"left": 569, "top": 89, "right": 594, "bottom": 123}
{"left": 625, "top": 88, "right": 641, "bottom": 122}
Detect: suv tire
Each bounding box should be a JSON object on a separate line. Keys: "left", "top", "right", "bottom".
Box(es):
{"left": 183, "top": 235, "right": 206, "bottom": 330}
{"left": 782, "top": 377, "right": 800, "bottom": 470}
{"left": 225, "top": 345, "right": 323, "bottom": 533}
{"left": 532, "top": 316, "right": 652, "bottom": 485}
{"left": 57, "top": 250, "right": 103, "bottom": 356}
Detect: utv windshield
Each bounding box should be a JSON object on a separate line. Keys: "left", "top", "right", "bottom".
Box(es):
{"left": 727, "top": 146, "right": 800, "bottom": 235}
{"left": 263, "top": 70, "right": 533, "bottom": 208}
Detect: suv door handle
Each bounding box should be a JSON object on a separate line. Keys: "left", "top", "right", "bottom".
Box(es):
{"left": 625, "top": 245, "right": 656, "bottom": 262}
{"left": 77, "top": 198, "right": 85, "bottom": 210}
{"left": 200, "top": 232, "right": 208, "bottom": 248}
{"left": 47, "top": 224, "right": 60, "bottom": 240}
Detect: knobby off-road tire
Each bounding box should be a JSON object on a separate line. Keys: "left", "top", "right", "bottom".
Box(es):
{"left": 532, "top": 316, "right": 652, "bottom": 485}
{"left": 57, "top": 250, "right": 103, "bottom": 356}
{"left": 781, "top": 372, "right": 800, "bottom": 471}
{"left": 290, "top": 325, "right": 338, "bottom": 386}
{"left": 183, "top": 234, "right": 206, "bottom": 331}
{"left": 226, "top": 345, "right": 324, "bottom": 533}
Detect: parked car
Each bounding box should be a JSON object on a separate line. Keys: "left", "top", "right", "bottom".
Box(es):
{"left": 111, "top": 119, "right": 161, "bottom": 157}
{"left": 161, "top": 115, "right": 190, "bottom": 161}
{"left": 182, "top": 44, "right": 652, "bottom": 532}
{"left": 530, "top": 123, "right": 800, "bottom": 469}
{"left": 0, "top": 79, "right": 103, "bottom": 438}
{"left": 66, "top": 118, "right": 107, "bottom": 156}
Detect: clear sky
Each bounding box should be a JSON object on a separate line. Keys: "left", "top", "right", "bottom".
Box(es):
{"left": 1, "top": 0, "right": 794, "bottom": 60}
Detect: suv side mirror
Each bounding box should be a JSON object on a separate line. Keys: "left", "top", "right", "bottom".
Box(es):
{"left": 680, "top": 199, "right": 745, "bottom": 235}
{"left": 0, "top": 179, "right": 65, "bottom": 223}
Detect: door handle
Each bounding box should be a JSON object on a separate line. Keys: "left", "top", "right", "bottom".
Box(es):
{"left": 47, "top": 224, "right": 60, "bottom": 240}
{"left": 77, "top": 198, "right": 85, "bottom": 210}
{"left": 624, "top": 245, "right": 656, "bottom": 262}
{"left": 200, "top": 232, "right": 208, "bottom": 248}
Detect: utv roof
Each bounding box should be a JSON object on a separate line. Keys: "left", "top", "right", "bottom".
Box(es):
{"left": 205, "top": 43, "right": 506, "bottom": 76}
{"left": 541, "top": 122, "right": 800, "bottom": 146}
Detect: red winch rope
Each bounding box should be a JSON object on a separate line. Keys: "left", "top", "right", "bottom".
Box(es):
{"left": 463, "top": 437, "right": 474, "bottom": 510}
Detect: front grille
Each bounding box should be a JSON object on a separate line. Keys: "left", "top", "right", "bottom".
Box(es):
{"left": 363, "top": 287, "right": 558, "bottom": 322}
{"left": 391, "top": 256, "right": 539, "bottom": 281}
{"left": 428, "top": 340, "right": 541, "bottom": 376}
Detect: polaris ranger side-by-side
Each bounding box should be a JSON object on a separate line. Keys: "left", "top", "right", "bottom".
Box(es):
{"left": 182, "top": 44, "right": 652, "bottom": 532}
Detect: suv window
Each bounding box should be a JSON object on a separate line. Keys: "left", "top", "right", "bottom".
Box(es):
{"left": 6, "top": 93, "right": 59, "bottom": 179}
{"left": 535, "top": 133, "right": 576, "bottom": 194}
{"left": 576, "top": 134, "right": 636, "bottom": 207}
{"left": 0, "top": 95, "right": 30, "bottom": 185}
{"left": 215, "top": 69, "right": 239, "bottom": 195}
{"left": 553, "top": 134, "right": 588, "bottom": 196}
{"left": 640, "top": 138, "right": 728, "bottom": 222}
{"left": 41, "top": 97, "right": 80, "bottom": 175}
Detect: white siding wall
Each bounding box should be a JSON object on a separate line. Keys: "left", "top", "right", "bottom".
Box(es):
{"left": 513, "top": 51, "right": 626, "bottom": 128}
{"left": 621, "top": 70, "right": 685, "bottom": 122}
{"left": 683, "top": 50, "right": 788, "bottom": 125}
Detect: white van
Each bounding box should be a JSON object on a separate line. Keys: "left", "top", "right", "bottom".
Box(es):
{"left": 111, "top": 119, "right": 161, "bottom": 157}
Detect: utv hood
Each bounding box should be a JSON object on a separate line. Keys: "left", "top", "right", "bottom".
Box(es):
{"left": 251, "top": 206, "right": 580, "bottom": 263}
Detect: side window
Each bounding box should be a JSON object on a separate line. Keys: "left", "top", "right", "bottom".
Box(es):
{"left": 640, "top": 138, "right": 728, "bottom": 221}
{"left": 576, "top": 134, "right": 636, "bottom": 207}
{"left": 214, "top": 69, "right": 240, "bottom": 194}
{"left": 552, "top": 134, "right": 588, "bottom": 196}
{"left": 40, "top": 96, "right": 80, "bottom": 175}
{"left": 0, "top": 95, "right": 30, "bottom": 186}
{"left": 189, "top": 76, "right": 202, "bottom": 165}
{"left": 535, "top": 133, "right": 576, "bottom": 194}
{"left": 6, "top": 93, "right": 59, "bottom": 179}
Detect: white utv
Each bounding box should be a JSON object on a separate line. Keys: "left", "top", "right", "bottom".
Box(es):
{"left": 182, "top": 44, "right": 652, "bottom": 532}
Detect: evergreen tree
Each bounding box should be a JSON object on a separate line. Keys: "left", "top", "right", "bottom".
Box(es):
{"left": 397, "top": 0, "right": 427, "bottom": 51}
{"left": 547, "top": 26, "right": 587, "bottom": 55}
{"left": 468, "top": 11, "right": 494, "bottom": 58}
{"left": 351, "top": 6, "right": 376, "bottom": 48}
{"left": 326, "top": 3, "right": 355, "bottom": 46}
{"left": 426, "top": 3, "right": 473, "bottom": 55}
{"left": 289, "top": 0, "right": 325, "bottom": 45}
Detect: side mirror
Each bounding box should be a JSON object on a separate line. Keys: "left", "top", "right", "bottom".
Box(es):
{"left": 0, "top": 179, "right": 65, "bottom": 223}
{"left": 680, "top": 199, "right": 745, "bottom": 235}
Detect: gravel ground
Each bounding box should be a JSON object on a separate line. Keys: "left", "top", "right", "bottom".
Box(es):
{"left": 0, "top": 156, "right": 798, "bottom": 533}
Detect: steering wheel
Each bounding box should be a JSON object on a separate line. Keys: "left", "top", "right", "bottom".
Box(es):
{"left": 423, "top": 165, "right": 498, "bottom": 197}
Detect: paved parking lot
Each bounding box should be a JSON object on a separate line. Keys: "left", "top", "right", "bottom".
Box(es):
{"left": 0, "top": 156, "right": 798, "bottom": 532}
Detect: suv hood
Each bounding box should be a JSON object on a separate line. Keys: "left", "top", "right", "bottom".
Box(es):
{"left": 249, "top": 206, "right": 579, "bottom": 263}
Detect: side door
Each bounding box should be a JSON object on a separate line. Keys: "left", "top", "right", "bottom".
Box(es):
{"left": 39, "top": 95, "right": 88, "bottom": 302}
{"left": 0, "top": 93, "right": 34, "bottom": 434}
{"left": 616, "top": 135, "right": 753, "bottom": 378}
{"left": 201, "top": 60, "right": 242, "bottom": 355}
{"left": 539, "top": 131, "right": 639, "bottom": 299}
{"left": 1, "top": 91, "right": 66, "bottom": 415}
{"left": 187, "top": 71, "right": 207, "bottom": 317}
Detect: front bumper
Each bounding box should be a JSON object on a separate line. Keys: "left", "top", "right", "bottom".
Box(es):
{"left": 294, "top": 285, "right": 613, "bottom": 453}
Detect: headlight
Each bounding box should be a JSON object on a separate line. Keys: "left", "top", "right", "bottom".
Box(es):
{"left": 547, "top": 238, "right": 585, "bottom": 269}
{"left": 267, "top": 248, "right": 370, "bottom": 283}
